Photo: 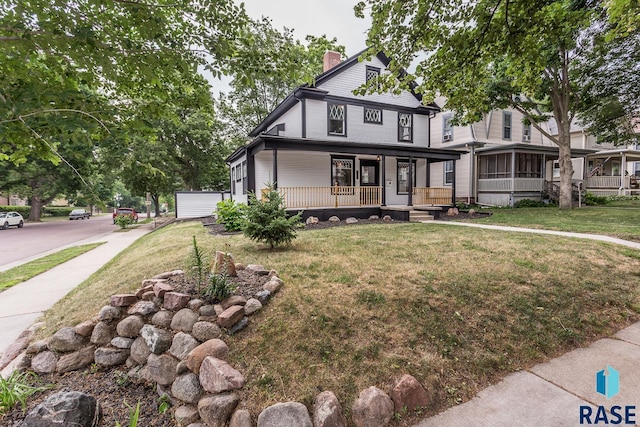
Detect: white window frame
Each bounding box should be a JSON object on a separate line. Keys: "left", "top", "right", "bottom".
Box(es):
{"left": 444, "top": 160, "right": 454, "bottom": 185}
{"left": 523, "top": 122, "right": 531, "bottom": 142}
{"left": 327, "top": 103, "right": 347, "bottom": 136}
{"left": 364, "top": 107, "right": 382, "bottom": 124}
{"left": 443, "top": 114, "right": 453, "bottom": 142}
{"left": 398, "top": 112, "right": 413, "bottom": 142}
{"left": 503, "top": 111, "right": 512, "bottom": 140}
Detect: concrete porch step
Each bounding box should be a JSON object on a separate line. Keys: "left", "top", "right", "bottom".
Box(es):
{"left": 409, "top": 211, "right": 434, "bottom": 222}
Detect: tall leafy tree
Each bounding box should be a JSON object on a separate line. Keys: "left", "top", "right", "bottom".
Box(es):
{"left": 217, "top": 17, "right": 345, "bottom": 143}
{"left": 356, "top": 0, "right": 619, "bottom": 209}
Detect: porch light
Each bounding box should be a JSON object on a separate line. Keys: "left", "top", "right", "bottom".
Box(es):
{"left": 376, "top": 155, "right": 381, "bottom": 161}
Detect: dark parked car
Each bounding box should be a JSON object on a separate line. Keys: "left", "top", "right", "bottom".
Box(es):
{"left": 113, "top": 207, "right": 139, "bottom": 224}
{"left": 69, "top": 209, "right": 91, "bottom": 220}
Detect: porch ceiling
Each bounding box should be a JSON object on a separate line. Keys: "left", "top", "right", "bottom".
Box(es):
{"left": 475, "top": 143, "right": 596, "bottom": 157}
{"left": 248, "top": 135, "right": 461, "bottom": 163}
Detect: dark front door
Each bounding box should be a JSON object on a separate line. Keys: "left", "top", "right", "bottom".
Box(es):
{"left": 360, "top": 159, "right": 380, "bottom": 205}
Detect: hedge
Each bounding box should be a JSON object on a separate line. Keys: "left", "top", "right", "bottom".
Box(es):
{"left": 0, "top": 206, "right": 31, "bottom": 216}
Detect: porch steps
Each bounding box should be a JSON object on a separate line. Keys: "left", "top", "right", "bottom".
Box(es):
{"left": 409, "top": 211, "right": 434, "bottom": 222}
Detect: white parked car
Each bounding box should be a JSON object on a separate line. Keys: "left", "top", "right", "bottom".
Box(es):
{"left": 0, "top": 211, "right": 24, "bottom": 229}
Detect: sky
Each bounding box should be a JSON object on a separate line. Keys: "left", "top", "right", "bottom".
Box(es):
{"left": 208, "top": 0, "right": 372, "bottom": 93}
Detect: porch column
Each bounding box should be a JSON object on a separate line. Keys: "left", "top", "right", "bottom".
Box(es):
{"left": 622, "top": 152, "right": 627, "bottom": 192}
{"left": 451, "top": 160, "right": 457, "bottom": 206}
{"left": 426, "top": 161, "right": 431, "bottom": 187}
{"left": 381, "top": 155, "right": 386, "bottom": 206}
{"left": 511, "top": 150, "right": 516, "bottom": 195}
{"left": 272, "top": 148, "right": 278, "bottom": 189}
{"left": 408, "top": 156, "right": 413, "bottom": 207}
{"left": 247, "top": 150, "right": 255, "bottom": 195}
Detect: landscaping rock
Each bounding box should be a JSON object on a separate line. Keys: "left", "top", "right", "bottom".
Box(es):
{"left": 199, "top": 305, "right": 217, "bottom": 317}
{"left": 389, "top": 374, "right": 431, "bottom": 413}
{"left": 212, "top": 251, "right": 237, "bottom": 277}
{"left": 188, "top": 299, "right": 205, "bottom": 311}
{"left": 217, "top": 305, "right": 245, "bottom": 328}
{"left": 74, "top": 320, "right": 97, "bottom": 337}
{"left": 351, "top": 386, "right": 393, "bottom": 427}
{"left": 130, "top": 336, "right": 151, "bottom": 365}
{"left": 345, "top": 217, "right": 358, "bottom": 224}
{"left": 185, "top": 339, "right": 229, "bottom": 374}
{"left": 369, "top": 215, "right": 380, "bottom": 220}
{"left": 227, "top": 317, "right": 249, "bottom": 335}
{"left": 153, "top": 271, "right": 179, "bottom": 280}
{"left": 254, "top": 290, "right": 271, "bottom": 305}
{"left": 244, "top": 298, "right": 262, "bottom": 315}
{"left": 171, "top": 308, "right": 199, "bottom": 332}
{"left": 245, "top": 264, "right": 267, "bottom": 275}
{"left": 313, "top": 391, "right": 347, "bottom": 427}
{"left": 153, "top": 281, "right": 174, "bottom": 297}
{"left": 214, "top": 304, "right": 225, "bottom": 315}
{"left": 263, "top": 278, "right": 283, "bottom": 294}
{"left": 164, "top": 292, "right": 191, "bottom": 310}
{"left": 221, "top": 295, "right": 247, "bottom": 309}
{"left": 147, "top": 353, "right": 178, "bottom": 385}
{"left": 19, "top": 391, "right": 100, "bottom": 427}
{"left": 447, "top": 207, "right": 459, "bottom": 216}
{"left": 198, "top": 393, "right": 239, "bottom": 427}
{"left": 328, "top": 216, "right": 340, "bottom": 222}
{"left": 26, "top": 339, "right": 50, "bottom": 355}
{"left": 191, "top": 321, "right": 222, "bottom": 342}
{"left": 257, "top": 401, "right": 312, "bottom": 427}
{"left": 306, "top": 216, "right": 319, "bottom": 225}
{"left": 97, "top": 305, "right": 121, "bottom": 322}
{"left": 110, "top": 294, "right": 138, "bottom": 307}
{"left": 382, "top": 215, "right": 392, "bottom": 221}
{"left": 142, "top": 291, "right": 156, "bottom": 301}
{"left": 175, "top": 405, "right": 200, "bottom": 427}
{"left": 48, "top": 327, "right": 86, "bottom": 352}
{"left": 127, "top": 300, "right": 159, "bottom": 316}
{"left": 140, "top": 324, "right": 172, "bottom": 354}
{"left": 151, "top": 310, "right": 174, "bottom": 327}
{"left": 468, "top": 208, "right": 476, "bottom": 215}
{"left": 111, "top": 337, "right": 134, "bottom": 349}
{"left": 89, "top": 322, "right": 114, "bottom": 346}
{"left": 31, "top": 351, "right": 58, "bottom": 374}
{"left": 199, "top": 356, "right": 245, "bottom": 393}
{"left": 56, "top": 346, "right": 95, "bottom": 373}
{"left": 229, "top": 409, "right": 252, "bottom": 427}
{"left": 116, "top": 315, "right": 145, "bottom": 338}
{"left": 171, "top": 372, "right": 204, "bottom": 404}
{"left": 169, "top": 332, "right": 200, "bottom": 360}
{"left": 94, "top": 347, "right": 129, "bottom": 367}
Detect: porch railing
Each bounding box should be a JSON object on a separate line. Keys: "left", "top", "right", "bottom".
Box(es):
{"left": 478, "top": 178, "right": 544, "bottom": 192}
{"left": 586, "top": 176, "right": 624, "bottom": 188}
{"left": 262, "top": 186, "right": 452, "bottom": 209}
{"left": 413, "top": 187, "right": 453, "bottom": 205}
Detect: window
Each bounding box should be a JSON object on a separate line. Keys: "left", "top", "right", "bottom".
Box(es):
{"left": 397, "top": 159, "right": 417, "bottom": 194}
{"left": 553, "top": 160, "right": 560, "bottom": 178}
{"left": 443, "top": 114, "right": 453, "bottom": 142}
{"left": 515, "top": 153, "right": 542, "bottom": 178}
{"left": 331, "top": 156, "right": 354, "bottom": 188}
{"left": 231, "top": 165, "right": 236, "bottom": 195}
{"left": 366, "top": 66, "right": 380, "bottom": 89}
{"left": 523, "top": 123, "right": 531, "bottom": 142}
{"left": 503, "top": 112, "right": 512, "bottom": 140}
{"left": 398, "top": 112, "right": 413, "bottom": 142}
{"left": 328, "top": 103, "right": 346, "bottom": 136}
{"left": 479, "top": 153, "right": 512, "bottom": 179}
{"left": 444, "top": 160, "right": 454, "bottom": 185}
{"left": 242, "top": 160, "right": 247, "bottom": 194}
{"left": 364, "top": 107, "right": 382, "bottom": 124}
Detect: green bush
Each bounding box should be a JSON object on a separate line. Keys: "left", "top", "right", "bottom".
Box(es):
{"left": 43, "top": 207, "right": 74, "bottom": 217}
{"left": 243, "top": 184, "right": 303, "bottom": 249}
{"left": 0, "top": 206, "right": 31, "bottom": 217}
{"left": 584, "top": 192, "right": 609, "bottom": 206}
{"left": 114, "top": 214, "right": 135, "bottom": 229}
{"left": 513, "top": 199, "right": 547, "bottom": 208}
{"left": 215, "top": 199, "right": 246, "bottom": 232}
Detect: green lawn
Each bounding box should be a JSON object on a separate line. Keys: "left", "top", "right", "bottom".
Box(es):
{"left": 39, "top": 221, "right": 640, "bottom": 425}
{"left": 470, "top": 202, "right": 640, "bottom": 242}
{"left": 0, "top": 243, "right": 104, "bottom": 291}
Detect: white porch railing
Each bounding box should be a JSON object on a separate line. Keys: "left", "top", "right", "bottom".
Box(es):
{"left": 586, "top": 176, "right": 623, "bottom": 188}
{"left": 263, "top": 186, "right": 452, "bottom": 209}
{"left": 478, "top": 178, "right": 544, "bottom": 192}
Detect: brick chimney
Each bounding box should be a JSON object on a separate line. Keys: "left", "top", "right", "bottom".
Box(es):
{"left": 323, "top": 51, "right": 342, "bottom": 72}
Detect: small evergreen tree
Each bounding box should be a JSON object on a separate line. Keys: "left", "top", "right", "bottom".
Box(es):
{"left": 243, "top": 184, "right": 302, "bottom": 249}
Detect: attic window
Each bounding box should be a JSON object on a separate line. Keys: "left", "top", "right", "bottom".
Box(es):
{"left": 364, "top": 107, "right": 382, "bottom": 124}
{"left": 366, "top": 66, "right": 380, "bottom": 89}
{"left": 398, "top": 113, "right": 413, "bottom": 142}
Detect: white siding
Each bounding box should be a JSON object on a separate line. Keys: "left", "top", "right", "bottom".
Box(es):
{"left": 276, "top": 103, "right": 302, "bottom": 138}
{"left": 176, "top": 192, "right": 229, "bottom": 219}
{"left": 317, "top": 56, "right": 420, "bottom": 108}
{"left": 305, "top": 99, "right": 430, "bottom": 146}
{"left": 229, "top": 156, "right": 248, "bottom": 204}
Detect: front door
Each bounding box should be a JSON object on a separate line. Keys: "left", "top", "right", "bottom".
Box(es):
{"left": 360, "top": 160, "right": 380, "bottom": 205}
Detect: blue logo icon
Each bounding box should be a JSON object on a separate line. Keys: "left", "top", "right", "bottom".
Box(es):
{"left": 596, "top": 366, "right": 620, "bottom": 399}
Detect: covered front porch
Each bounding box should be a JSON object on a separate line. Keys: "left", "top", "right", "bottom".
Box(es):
{"left": 585, "top": 149, "right": 640, "bottom": 196}
{"left": 241, "top": 135, "right": 460, "bottom": 210}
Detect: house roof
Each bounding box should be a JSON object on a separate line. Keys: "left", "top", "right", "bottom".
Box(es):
{"left": 475, "top": 143, "right": 596, "bottom": 157}
{"left": 248, "top": 49, "right": 440, "bottom": 137}
{"left": 227, "top": 135, "right": 461, "bottom": 164}
{"left": 586, "top": 148, "right": 640, "bottom": 159}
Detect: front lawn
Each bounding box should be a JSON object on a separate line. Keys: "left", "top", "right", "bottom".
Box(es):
{"left": 469, "top": 201, "right": 640, "bottom": 242}
{"left": 39, "top": 221, "right": 640, "bottom": 425}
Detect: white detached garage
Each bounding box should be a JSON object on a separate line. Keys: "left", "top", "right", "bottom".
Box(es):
{"left": 174, "top": 191, "right": 230, "bottom": 219}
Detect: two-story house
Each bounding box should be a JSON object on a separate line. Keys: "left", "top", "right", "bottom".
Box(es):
{"left": 226, "top": 50, "right": 461, "bottom": 220}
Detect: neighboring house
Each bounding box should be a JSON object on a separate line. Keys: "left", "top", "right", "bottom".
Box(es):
{"left": 226, "top": 50, "right": 461, "bottom": 220}
{"left": 0, "top": 194, "right": 27, "bottom": 207}
{"left": 429, "top": 101, "right": 638, "bottom": 205}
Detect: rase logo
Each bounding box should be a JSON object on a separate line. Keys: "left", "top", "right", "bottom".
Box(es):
{"left": 580, "top": 366, "right": 636, "bottom": 425}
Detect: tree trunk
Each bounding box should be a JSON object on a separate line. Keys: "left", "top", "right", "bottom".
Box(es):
{"left": 152, "top": 194, "right": 160, "bottom": 217}
{"left": 556, "top": 122, "right": 574, "bottom": 210}
{"left": 28, "top": 195, "right": 43, "bottom": 222}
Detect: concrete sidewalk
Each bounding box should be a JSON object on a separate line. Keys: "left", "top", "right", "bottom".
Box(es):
{"left": 0, "top": 224, "right": 152, "bottom": 359}
{"left": 414, "top": 220, "right": 640, "bottom": 426}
